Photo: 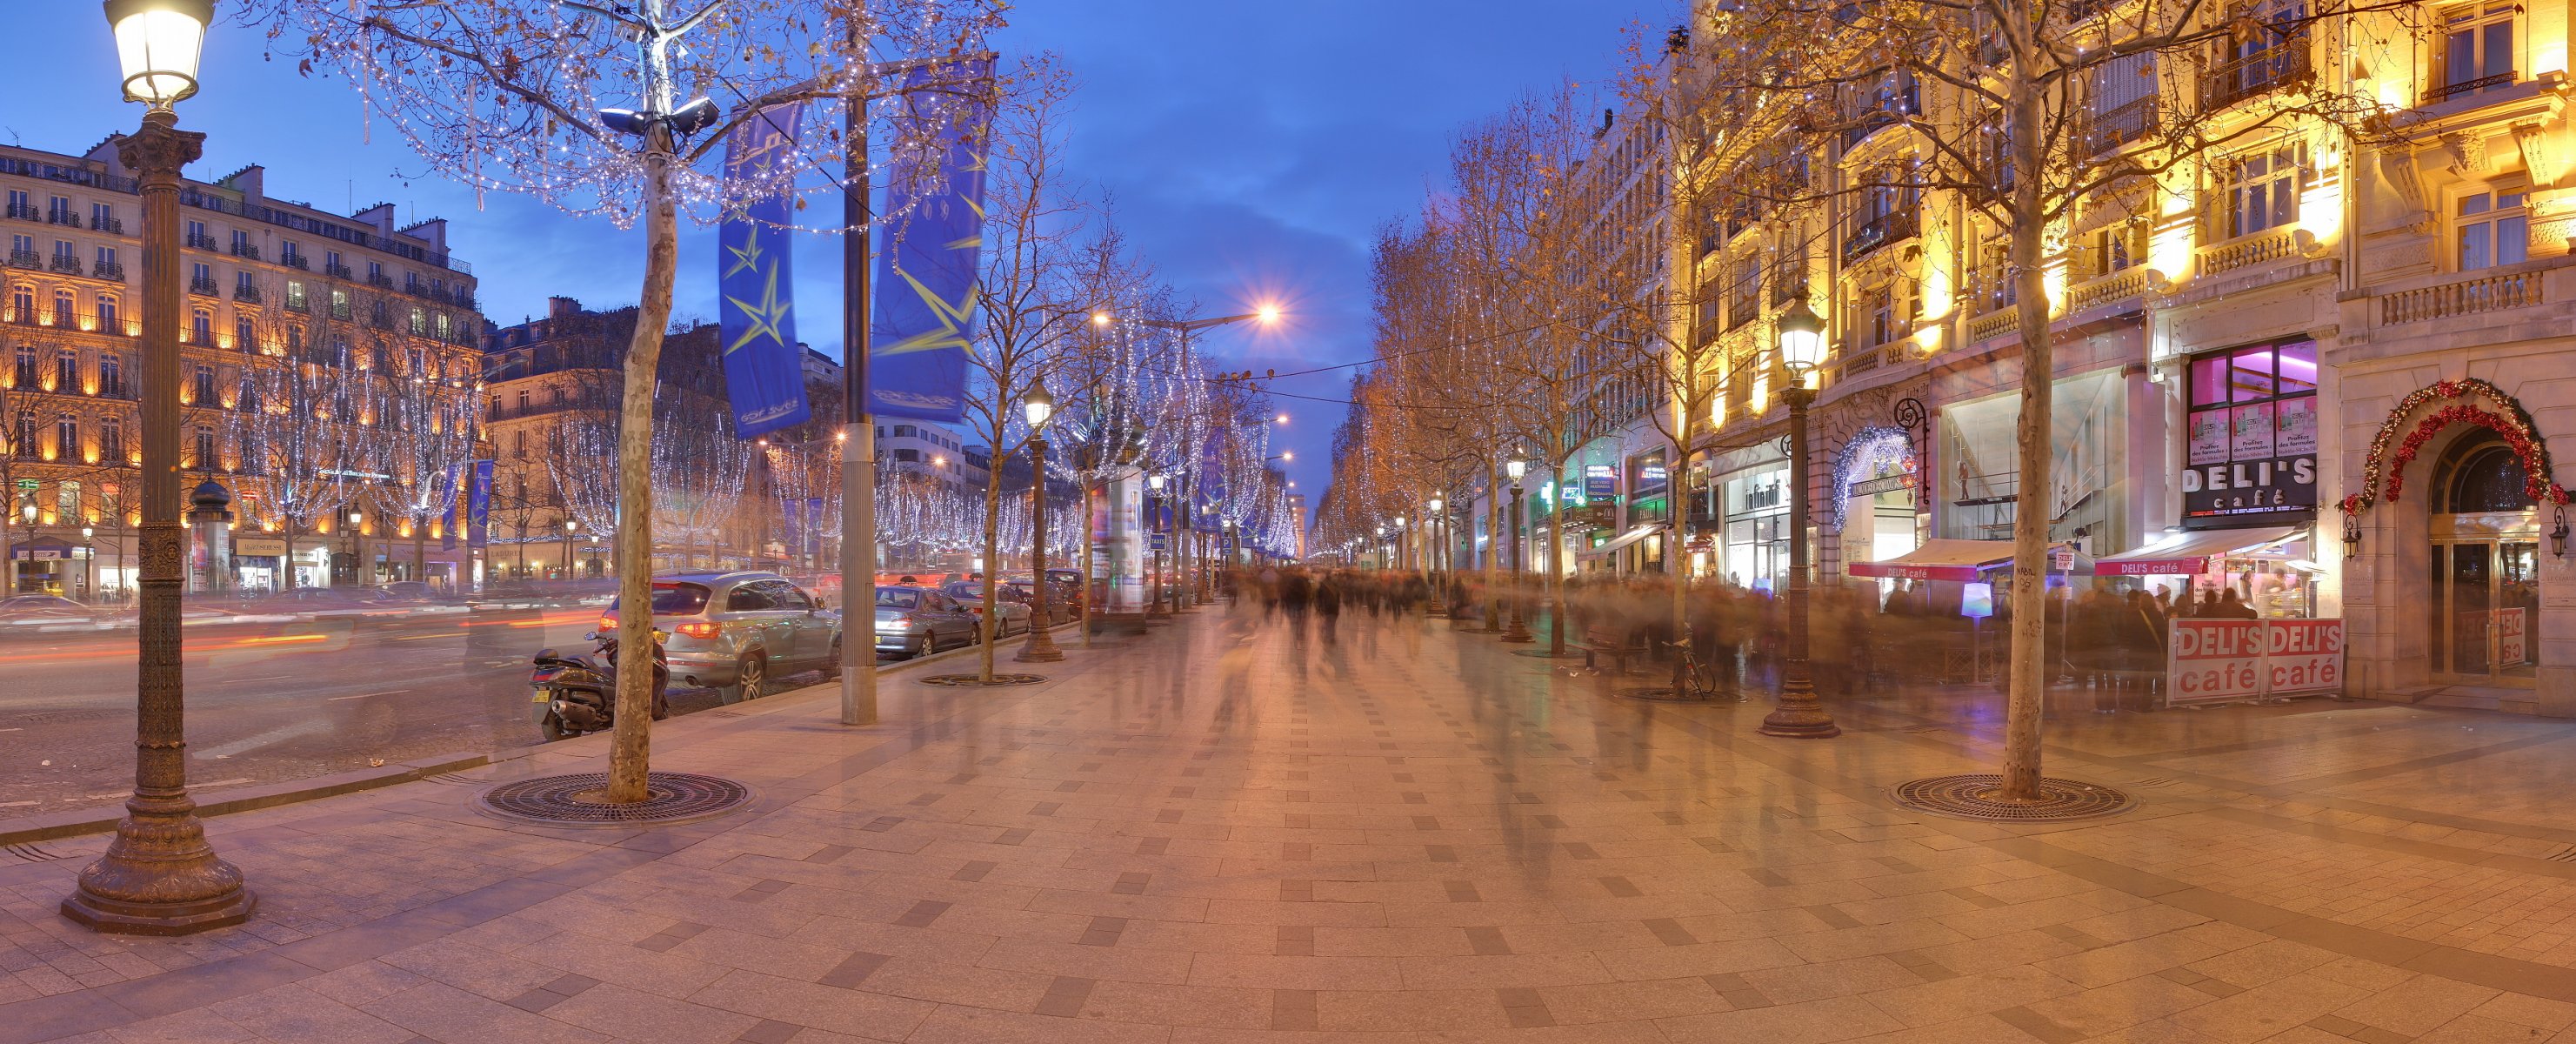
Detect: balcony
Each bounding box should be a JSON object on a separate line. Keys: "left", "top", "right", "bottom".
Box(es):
{"left": 5, "top": 249, "right": 36, "bottom": 269}
{"left": 4, "top": 203, "right": 37, "bottom": 221}
{"left": 404, "top": 280, "right": 426, "bottom": 297}
{"left": 2198, "top": 225, "right": 2309, "bottom": 277}
{"left": 184, "top": 231, "right": 216, "bottom": 250}
{"left": 2424, "top": 71, "right": 2514, "bottom": 106}
{"left": 88, "top": 215, "right": 123, "bottom": 235}
{"left": 46, "top": 255, "right": 78, "bottom": 274}
{"left": 2079, "top": 96, "right": 2159, "bottom": 156}
{"left": 280, "top": 252, "right": 308, "bottom": 271}
{"left": 2380, "top": 270, "right": 2542, "bottom": 325}
{"left": 452, "top": 289, "right": 478, "bottom": 310}
{"left": 233, "top": 284, "right": 264, "bottom": 304}
{"left": 2200, "top": 44, "right": 2310, "bottom": 113}
{"left": 45, "top": 210, "right": 78, "bottom": 226}
{"left": 366, "top": 272, "right": 393, "bottom": 289}
{"left": 228, "top": 242, "right": 261, "bottom": 261}
{"left": 283, "top": 296, "right": 310, "bottom": 314}
{"left": 2066, "top": 266, "right": 2148, "bottom": 314}
{"left": 1965, "top": 304, "right": 2020, "bottom": 343}
{"left": 1841, "top": 210, "right": 1919, "bottom": 262}
{"left": 324, "top": 263, "right": 352, "bottom": 279}
{"left": 91, "top": 261, "right": 125, "bottom": 280}
{"left": 188, "top": 277, "right": 217, "bottom": 296}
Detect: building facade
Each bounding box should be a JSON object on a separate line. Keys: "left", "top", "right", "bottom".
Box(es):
{"left": 0, "top": 143, "right": 483, "bottom": 595}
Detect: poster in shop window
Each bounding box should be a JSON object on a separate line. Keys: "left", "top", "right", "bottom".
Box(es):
{"left": 2188, "top": 410, "right": 2230, "bottom": 466}
{"left": 2274, "top": 396, "right": 2318, "bottom": 456}
{"left": 2231, "top": 401, "right": 2277, "bottom": 460}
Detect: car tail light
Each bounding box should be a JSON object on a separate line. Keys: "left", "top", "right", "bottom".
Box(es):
{"left": 675, "top": 622, "right": 721, "bottom": 639}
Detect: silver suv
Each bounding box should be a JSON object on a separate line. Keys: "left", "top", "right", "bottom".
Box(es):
{"left": 603, "top": 572, "right": 841, "bottom": 702}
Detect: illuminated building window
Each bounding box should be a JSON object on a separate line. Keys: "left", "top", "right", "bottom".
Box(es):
{"left": 2434, "top": 2, "right": 2519, "bottom": 103}
{"left": 2456, "top": 187, "right": 2528, "bottom": 270}
{"left": 2220, "top": 142, "right": 2307, "bottom": 238}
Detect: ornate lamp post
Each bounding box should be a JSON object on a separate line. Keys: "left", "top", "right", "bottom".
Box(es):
{"left": 1504, "top": 452, "right": 1532, "bottom": 643}
{"left": 66, "top": 0, "right": 254, "bottom": 934}
{"left": 1146, "top": 472, "right": 1168, "bottom": 618}
{"left": 1425, "top": 496, "right": 1448, "bottom": 617}
{"left": 562, "top": 519, "right": 578, "bottom": 579}
{"left": 81, "top": 525, "right": 97, "bottom": 600}
{"left": 345, "top": 509, "right": 365, "bottom": 586}
{"left": 1017, "top": 382, "right": 1062, "bottom": 663}
{"left": 1758, "top": 297, "right": 1839, "bottom": 740}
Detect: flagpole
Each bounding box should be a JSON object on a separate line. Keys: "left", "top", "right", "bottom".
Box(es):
{"left": 838, "top": 21, "right": 878, "bottom": 727}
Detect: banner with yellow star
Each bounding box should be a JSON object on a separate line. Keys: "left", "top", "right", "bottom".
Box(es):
{"left": 717, "top": 102, "right": 812, "bottom": 440}
{"left": 870, "top": 57, "right": 996, "bottom": 424}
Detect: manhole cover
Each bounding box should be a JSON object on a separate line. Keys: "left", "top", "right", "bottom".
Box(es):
{"left": 1890, "top": 774, "right": 2133, "bottom": 823}
{"left": 1615, "top": 686, "right": 1745, "bottom": 704}
{"left": 919, "top": 673, "right": 1046, "bottom": 687}
{"left": 477, "top": 772, "right": 753, "bottom": 826}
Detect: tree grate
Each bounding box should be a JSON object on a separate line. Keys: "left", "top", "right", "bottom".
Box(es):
{"left": 477, "top": 772, "right": 752, "bottom": 827}
{"left": 918, "top": 673, "right": 1047, "bottom": 687}
{"left": 1890, "top": 774, "right": 2135, "bottom": 823}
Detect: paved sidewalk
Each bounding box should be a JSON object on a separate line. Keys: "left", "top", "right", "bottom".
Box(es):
{"left": 7, "top": 611, "right": 2576, "bottom": 1041}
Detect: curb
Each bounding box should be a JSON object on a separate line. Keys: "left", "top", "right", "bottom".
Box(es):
{"left": 0, "top": 618, "right": 1091, "bottom": 847}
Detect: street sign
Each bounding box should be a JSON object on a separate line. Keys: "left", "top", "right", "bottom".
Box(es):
{"left": 1150, "top": 535, "right": 1167, "bottom": 551}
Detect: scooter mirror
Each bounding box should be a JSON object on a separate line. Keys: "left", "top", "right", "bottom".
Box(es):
{"left": 582, "top": 632, "right": 598, "bottom": 641}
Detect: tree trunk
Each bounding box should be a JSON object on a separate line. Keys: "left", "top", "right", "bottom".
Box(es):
{"left": 413, "top": 517, "right": 426, "bottom": 583}
{"left": 1546, "top": 460, "right": 1565, "bottom": 658}
{"left": 978, "top": 465, "right": 1002, "bottom": 683}
{"left": 1080, "top": 478, "right": 1095, "bottom": 646}
{"left": 1484, "top": 466, "right": 1501, "bottom": 628}
{"left": 1998, "top": 64, "right": 2053, "bottom": 803}
{"left": 1669, "top": 440, "right": 1692, "bottom": 688}
{"left": 604, "top": 126, "right": 677, "bottom": 805}
{"left": 282, "top": 532, "right": 297, "bottom": 589}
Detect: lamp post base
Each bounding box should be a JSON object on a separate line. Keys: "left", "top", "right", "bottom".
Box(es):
{"left": 1758, "top": 672, "right": 1840, "bottom": 740}
{"left": 1501, "top": 612, "right": 1533, "bottom": 643}
{"left": 1014, "top": 624, "right": 1064, "bottom": 663}
{"left": 63, "top": 799, "right": 255, "bottom": 935}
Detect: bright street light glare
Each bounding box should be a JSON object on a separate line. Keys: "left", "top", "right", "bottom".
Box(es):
{"left": 1257, "top": 304, "right": 1282, "bottom": 325}
{"left": 1275, "top": 413, "right": 1289, "bottom": 425}
{"left": 1091, "top": 311, "right": 1111, "bottom": 326}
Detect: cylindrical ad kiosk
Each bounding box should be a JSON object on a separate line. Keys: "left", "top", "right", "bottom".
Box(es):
{"left": 2097, "top": 525, "right": 2344, "bottom": 706}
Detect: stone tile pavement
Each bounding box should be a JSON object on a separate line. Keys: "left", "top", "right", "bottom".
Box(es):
{"left": 6, "top": 607, "right": 2576, "bottom": 1041}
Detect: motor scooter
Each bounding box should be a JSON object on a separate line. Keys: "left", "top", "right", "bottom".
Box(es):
{"left": 531, "top": 630, "right": 670, "bottom": 741}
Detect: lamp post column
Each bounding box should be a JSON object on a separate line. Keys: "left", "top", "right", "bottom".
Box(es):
{"left": 1758, "top": 382, "right": 1839, "bottom": 738}
{"left": 1504, "top": 485, "right": 1532, "bottom": 643}
{"left": 1018, "top": 434, "right": 1062, "bottom": 662}
{"left": 65, "top": 104, "right": 253, "bottom": 934}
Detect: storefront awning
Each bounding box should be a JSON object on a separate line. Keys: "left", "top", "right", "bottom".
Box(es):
{"left": 1848, "top": 539, "right": 2092, "bottom": 581}
{"left": 1577, "top": 525, "right": 1659, "bottom": 558}
{"left": 2096, "top": 525, "right": 2307, "bottom": 576}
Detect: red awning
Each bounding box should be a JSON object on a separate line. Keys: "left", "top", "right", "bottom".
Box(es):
{"left": 1848, "top": 539, "right": 2017, "bottom": 582}
{"left": 2096, "top": 525, "right": 2306, "bottom": 576}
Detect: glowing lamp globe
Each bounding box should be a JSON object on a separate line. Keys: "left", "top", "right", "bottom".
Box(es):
{"left": 104, "top": 0, "right": 212, "bottom": 108}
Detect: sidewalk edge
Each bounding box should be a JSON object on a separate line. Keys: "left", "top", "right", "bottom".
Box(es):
{"left": 0, "top": 746, "right": 537, "bottom": 848}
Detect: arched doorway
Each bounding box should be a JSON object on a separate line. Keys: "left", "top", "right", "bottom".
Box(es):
{"left": 2429, "top": 430, "right": 2540, "bottom": 682}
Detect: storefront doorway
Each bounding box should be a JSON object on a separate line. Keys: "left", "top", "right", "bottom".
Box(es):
{"left": 2429, "top": 432, "right": 2539, "bottom": 683}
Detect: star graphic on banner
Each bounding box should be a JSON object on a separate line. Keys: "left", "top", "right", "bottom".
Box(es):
{"left": 724, "top": 262, "right": 792, "bottom": 355}
{"left": 724, "top": 228, "right": 765, "bottom": 279}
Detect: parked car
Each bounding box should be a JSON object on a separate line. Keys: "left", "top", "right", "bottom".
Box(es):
{"left": 942, "top": 580, "right": 1031, "bottom": 637}
{"left": 600, "top": 572, "right": 841, "bottom": 702}
{"left": 872, "top": 585, "right": 978, "bottom": 659}
{"left": 1004, "top": 578, "right": 1081, "bottom": 626}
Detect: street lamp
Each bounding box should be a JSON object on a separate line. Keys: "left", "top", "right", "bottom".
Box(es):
{"left": 1504, "top": 452, "right": 1532, "bottom": 642}
{"left": 1758, "top": 297, "right": 1839, "bottom": 740}
{"left": 562, "top": 519, "right": 579, "bottom": 579}
{"left": 1146, "top": 472, "right": 1169, "bottom": 618}
{"left": 1018, "top": 382, "right": 1062, "bottom": 663}
{"left": 1426, "top": 496, "right": 1448, "bottom": 617}
{"left": 80, "top": 525, "right": 96, "bottom": 600}
{"left": 68, "top": 0, "right": 253, "bottom": 936}
{"left": 346, "top": 509, "right": 365, "bottom": 587}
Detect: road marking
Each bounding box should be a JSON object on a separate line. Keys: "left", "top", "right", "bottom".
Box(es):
{"left": 0, "top": 800, "right": 35, "bottom": 807}
{"left": 235, "top": 674, "right": 293, "bottom": 682}
{"left": 83, "top": 792, "right": 127, "bottom": 800}
{"left": 395, "top": 633, "right": 455, "bottom": 641}
{"left": 328, "top": 691, "right": 409, "bottom": 701}
{"left": 0, "top": 728, "right": 20, "bottom": 733}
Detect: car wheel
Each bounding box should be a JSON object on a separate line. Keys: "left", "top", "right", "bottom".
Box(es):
{"left": 736, "top": 652, "right": 767, "bottom": 701}
{"left": 909, "top": 633, "right": 929, "bottom": 659}
{"left": 823, "top": 638, "right": 844, "bottom": 679}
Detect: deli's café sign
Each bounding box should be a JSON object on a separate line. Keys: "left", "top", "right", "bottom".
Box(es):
{"left": 2183, "top": 341, "right": 2319, "bottom": 520}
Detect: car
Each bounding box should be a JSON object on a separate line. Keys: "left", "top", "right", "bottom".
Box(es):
{"left": 871, "top": 585, "right": 978, "bottom": 659}
{"left": 0, "top": 594, "right": 95, "bottom": 622}
{"left": 601, "top": 572, "right": 842, "bottom": 702}
{"left": 373, "top": 580, "right": 450, "bottom": 602}
{"left": 1003, "top": 578, "right": 1080, "bottom": 626}
{"left": 943, "top": 580, "right": 1031, "bottom": 637}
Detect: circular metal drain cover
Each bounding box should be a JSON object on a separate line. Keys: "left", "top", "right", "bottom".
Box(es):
{"left": 918, "top": 673, "right": 1046, "bottom": 687}
{"left": 1890, "top": 773, "right": 2134, "bottom": 823}
{"left": 478, "top": 772, "right": 753, "bottom": 826}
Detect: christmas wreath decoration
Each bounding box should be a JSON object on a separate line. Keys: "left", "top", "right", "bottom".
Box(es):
{"left": 2344, "top": 378, "right": 2567, "bottom": 515}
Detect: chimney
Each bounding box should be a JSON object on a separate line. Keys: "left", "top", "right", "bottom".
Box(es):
{"left": 548, "top": 297, "right": 581, "bottom": 320}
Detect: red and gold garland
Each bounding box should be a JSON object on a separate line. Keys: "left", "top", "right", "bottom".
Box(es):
{"left": 2342, "top": 378, "right": 2566, "bottom": 515}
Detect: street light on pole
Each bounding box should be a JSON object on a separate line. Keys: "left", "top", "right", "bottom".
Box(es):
{"left": 1146, "top": 472, "right": 1169, "bottom": 619}
{"left": 1758, "top": 297, "right": 1839, "bottom": 740}
{"left": 1504, "top": 452, "right": 1532, "bottom": 642}
{"left": 67, "top": 0, "right": 254, "bottom": 935}
{"left": 346, "top": 509, "right": 365, "bottom": 587}
{"left": 562, "top": 519, "right": 578, "bottom": 579}
{"left": 1018, "top": 382, "right": 1063, "bottom": 663}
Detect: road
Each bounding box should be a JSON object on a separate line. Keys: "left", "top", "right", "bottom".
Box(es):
{"left": 0, "top": 603, "right": 844, "bottom": 815}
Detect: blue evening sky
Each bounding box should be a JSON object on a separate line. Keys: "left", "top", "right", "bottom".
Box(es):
{"left": 21, "top": 2, "right": 1677, "bottom": 504}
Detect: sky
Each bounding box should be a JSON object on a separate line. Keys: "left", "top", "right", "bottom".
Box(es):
{"left": 21, "top": 1, "right": 1677, "bottom": 511}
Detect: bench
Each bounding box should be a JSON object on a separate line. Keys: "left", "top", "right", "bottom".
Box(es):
{"left": 1578, "top": 624, "right": 1650, "bottom": 674}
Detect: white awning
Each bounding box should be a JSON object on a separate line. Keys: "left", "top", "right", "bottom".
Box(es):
{"left": 1848, "top": 539, "right": 2093, "bottom": 581}
{"left": 1577, "top": 525, "right": 1660, "bottom": 558}
{"left": 2096, "top": 525, "right": 2307, "bottom": 576}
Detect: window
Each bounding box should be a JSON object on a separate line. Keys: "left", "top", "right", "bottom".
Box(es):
{"left": 100, "top": 418, "right": 121, "bottom": 462}
{"left": 516, "top": 390, "right": 530, "bottom": 411}
{"left": 6, "top": 190, "right": 27, "bottom": 217}
{"left": 286, "top": 325, "right": 300, "bottom": 358}
{"left": 192, "top": 425, "right": 214, "bottom": 470}
{"left": 2222, "top": 142, "right": 2306, "bottom": 238}
{"left": 551, "top": 386, "right": 566, "bottom": 406}
{"left": 2086, "top": 219, "right": 2149, "bottom": 279}
{"left": 94, "top": 294, "right": 117, "bottom": 331}
{"left": 90, "top": 203, "right": 113, "bottom": 231}
{"left": 54, "top": 350, "right": 74, "bottom": 391}
{"left": 230, "top": 230, "right": 250, "bottom": 252}
{"left": 236, "top": 317, "right": 253, "bottom": 351}
{"left": 50, "top": 239, "right": 71, "bottom": 262}
{"left": 284, "top": 280, "right": 306, "bottom": 311}
{"left": 367, "top": 260, "right": 384, "bottom": 283}
{"left": 2456, "top": 188, "right": 2527, "bottom": 270}
{"left": 1726, "top": 251, "right": 1761, "bottom": 331}
{"left": 57, "top": 479, "right": 77, "bottom": 516}
{"left": 94, "top": 245, "right": 117, "bottom": 272}
{"left": 185, "top": 218, "right": 206, "bottom": 244}
{"left": 54, "top": 415, "right": 75, "bottom": 458}
{"left": 409, "top": 307, "right": 426, "bottom": 335}
{"left": 10, "top": 285, "right": 29, "bottom": 322}
{"left": 330, "top": 337, "right": 350, "bottom": 368}
{"left": 513, "top": 430, "right": 527, "bottom": 458}
{"left": 1859, "top": 278, "right": 1919, "bottom": 348}
{"left": 2437, "top": 2, "right": 2518, "bottom": 102}
{"left": 99, "top": 355, "right": 120, "bottom": 397}
{"left": 52, "top": 290, "right": 71, "bottom": 324}
{"left": 14, "top": 411, "right": 34, "bottom": 457}
{"left": 406, "top": 348, "right": 424, "bottom": 375}
{"left": 434, "top": 313, "right": 450, "bottom": 340}
{"left": 330, "top": 288, "right": 350, "bottom": 319}
{"left": 12, "top": 346, "right": 34, "bottom": 387}
{"left": 2183, "top": 339, "right": 2319, "bottom": 519}
{"left": 190, "top": 261, "right": 211, "bottom": 291}
{"left": 193, "top": 365, "right": 216, "bottom": 405}
{"left": 190, "top": 310, "right": 210, "bottom": 345}
{"left": 235, "top": 270, "right": 254, "bottom": 293}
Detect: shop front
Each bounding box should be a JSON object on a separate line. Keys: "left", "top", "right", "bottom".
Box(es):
{"left": 1829, "top": 425, "right": 1923, "bottom": 597}
{"left": 1936, "top": 365, "right": 2132, "bottom": 554}
{"left": 1618, "top": 449, "right": 1670, "bottom": 574}
{"left": 10, "top": 537, "right": 85, "bottom": 596}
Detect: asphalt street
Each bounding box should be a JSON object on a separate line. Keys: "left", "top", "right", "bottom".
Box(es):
{"left": 0, "top": 604, "right": 838, "bottom": 816}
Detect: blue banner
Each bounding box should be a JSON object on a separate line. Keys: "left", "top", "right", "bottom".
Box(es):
{"left": 466, "top": 459, "right": 494, "bottom": 549}
{"left": 781, "top": 496, "right": 803, "bottom": 562}
{"left": 869, "top": 58, "right": 995, "bottom": 423}
{"left": 437, "top": 464, "right": 458, "bottom": 552}
{"left": 804, "top": 498, "right": 824, "bottom": 558}
{"left": 718, "top": 103, "right": 811, "bottom": 440}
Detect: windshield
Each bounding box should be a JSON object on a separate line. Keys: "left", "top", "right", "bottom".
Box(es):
{"left": 876, "top": 587, "right": 921, "bottom": 609}
{"left": 610, "top": 583, "right": 712, "bottom": 616}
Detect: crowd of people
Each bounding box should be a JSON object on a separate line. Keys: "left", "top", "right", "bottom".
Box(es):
{"left": 1228, "top": 563, "right": 2290, "bottom": 702}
